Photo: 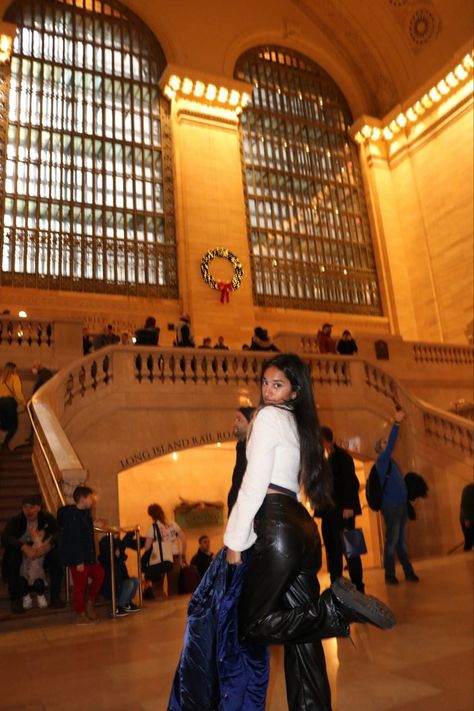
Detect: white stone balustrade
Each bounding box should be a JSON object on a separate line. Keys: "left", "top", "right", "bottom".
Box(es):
{"left": 30, "top": 345, "right": 473, "bottom": 556}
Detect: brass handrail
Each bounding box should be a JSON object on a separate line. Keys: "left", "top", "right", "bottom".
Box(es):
{"left": 27, "top": 399, "right": 65, "bottom": 508}
{"left": 28, "top": 401, "right": 143, "bottom": 616}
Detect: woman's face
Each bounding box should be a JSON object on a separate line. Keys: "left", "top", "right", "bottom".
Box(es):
{"left": 262, "top": 366, "right": 296, "bottom": 405}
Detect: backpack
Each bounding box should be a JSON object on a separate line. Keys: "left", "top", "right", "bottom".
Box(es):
{"left": 366, "top": 462, "right": 392, "bottom": 511}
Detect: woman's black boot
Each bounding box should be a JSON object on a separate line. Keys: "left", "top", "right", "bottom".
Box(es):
{"left": 322, "top": 577, "right": 396, "bottom": 630}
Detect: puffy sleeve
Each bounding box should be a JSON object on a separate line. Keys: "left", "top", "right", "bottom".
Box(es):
{"left": 223, "top": 407, "right": 281, "bottom": 552}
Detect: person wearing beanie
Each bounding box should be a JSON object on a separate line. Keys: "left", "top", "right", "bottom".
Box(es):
{"left": 227, "top": 406, "right": 256, "bottom": 515}
{"left": 249, "top": 327, "right": 279, "bottom": 352}
{"left": 376, "top": 408, "right": 419, "bottom": 585}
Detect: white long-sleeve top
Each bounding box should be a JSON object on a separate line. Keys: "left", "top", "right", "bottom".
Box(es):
{"left": 223, "top": 405, "right": 301, "bottom": 552}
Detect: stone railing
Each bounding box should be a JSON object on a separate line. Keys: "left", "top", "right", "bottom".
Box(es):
{"left": 423, "top": 410, "right": 473, "bottom": 458}
{"left": 34, "top": 346, "right": 473, "bottom": 461}
{"left": 412, "top": 342, "right": 474, "bottom": 365}
{"left": 0, "top": 317, "right": 82, "bottom": 369}
{"left": 28, "top": 345, "right": 474, "bottom": 559}
{"left": 0, "top": 318, "right": 53, "bottom": 348}
{"left": 364, "top": 363, "right": 399, "bottom": 405}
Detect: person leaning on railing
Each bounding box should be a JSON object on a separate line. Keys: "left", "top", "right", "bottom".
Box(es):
{"left": 98, "top": 530, "right": 143, "bottom": 617}
{"left": 0, "top": 361, "right": 27, "bottom": 450}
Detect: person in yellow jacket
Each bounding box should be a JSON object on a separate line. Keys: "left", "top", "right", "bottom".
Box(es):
{"left": 0, "top": 362, "right": 26, "bottom": 450}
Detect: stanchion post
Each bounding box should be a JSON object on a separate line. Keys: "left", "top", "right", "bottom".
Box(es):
{"left": 135, "top": 526, "right": 143, "bottom": 608}
{"left": 108, "top": 531, "right": 116, "bottom": 617}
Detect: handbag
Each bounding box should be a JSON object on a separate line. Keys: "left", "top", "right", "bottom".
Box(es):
{"left": 342, "top": 527, "right": 368, "bottom": 559}
{"left": 142, "top": 523, "right": 173, "bottom": 581}
{"left": 178, "top": 565, "right": 200, "bottom": 595}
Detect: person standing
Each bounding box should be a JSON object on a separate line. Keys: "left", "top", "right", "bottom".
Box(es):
{"left": 227, "top": 406, "right": 255, "bottom": 515}
{"left": 174, "top": 314, "right": 195, "bottom": 347}
{"left": 57, "top": 486, "right": 105, "bottom": 624}
{"left": 225, "top": 354, "right": 395, "bottom": 710}
{"left": 143, "top": 504, "right": 186, "bottom": 598}
{"left": 376, "top": 408, "right": 419, "bottom": 585}
{"left": 336, "top": 330, "right": 358, "bottom": 355}
{"left": 0, "top": 362, "right": 26, "bottom": 450}
{"left": 316, "top": 324, "right": 336, "bottom": 354}
{"left": 134, "top": 316, "right": 160, "bottom": 346}
{"left": 318, "top": 427, "right": 364, "bottom": 593}
{"left": 460, "top": 482, "right": 474, "bottom": 551}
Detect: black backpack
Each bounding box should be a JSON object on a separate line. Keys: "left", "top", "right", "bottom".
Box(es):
{"left": 366, "top": 462, "right": 392, "bottom": 511}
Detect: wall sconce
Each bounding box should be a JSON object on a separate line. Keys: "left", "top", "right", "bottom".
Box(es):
{"left": 159, "top": 64, "right": 253, "bottom": 122}
{"left": 352, "top": 50, "right": 474, "bottom": 145}
{"left": 0, "top": 22, "right": 17, "bottom": 64}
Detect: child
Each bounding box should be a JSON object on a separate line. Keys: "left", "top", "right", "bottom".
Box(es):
{"left": 57, "top": 486, "right": 105, "bottom": 625}
{"left": 19, "top": 526, "right": 49, "bottom": 609}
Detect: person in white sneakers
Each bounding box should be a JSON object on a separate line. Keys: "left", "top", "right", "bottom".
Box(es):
{"left": 1, "top": 494, "right": 64, "bottom": 614}
{"left": 19, "top": 526, "right": 50, "bottom": 609}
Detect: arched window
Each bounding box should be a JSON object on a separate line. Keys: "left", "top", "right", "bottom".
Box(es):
{"left": 235, "top": 46, "right": 381, "bottom": 314}
{"left": 0, "top": 0, "right": 177, "bottom": 297}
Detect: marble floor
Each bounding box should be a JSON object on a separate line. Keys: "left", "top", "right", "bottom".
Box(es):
{"left": 0, "top": 553, "right": 472, "bottom": 711}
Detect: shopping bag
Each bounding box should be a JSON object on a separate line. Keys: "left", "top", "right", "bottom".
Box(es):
{"left": 342, "top": 528, "right": 368, "bottom": 559}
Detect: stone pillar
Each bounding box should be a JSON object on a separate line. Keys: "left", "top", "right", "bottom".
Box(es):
{"left": 358, "top": 140, "right": 420, "bottom": 340}
{"left": 164, "top": 69, "right": 255, "bottom": 346}
{"left": 52, "top": 320, "right": 83, "bottom": 368}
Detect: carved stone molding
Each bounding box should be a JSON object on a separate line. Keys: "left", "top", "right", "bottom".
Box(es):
{"left": 290, "top": 0, "right": 398, "bottom": 114}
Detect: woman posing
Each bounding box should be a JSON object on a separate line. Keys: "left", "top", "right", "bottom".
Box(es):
{"left": 224, "top": 353, "right": 394, "bottom": 710}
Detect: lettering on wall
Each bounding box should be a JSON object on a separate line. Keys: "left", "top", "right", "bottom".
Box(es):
{"left": 119, "top": 430, "right": 233, "bottom": 469}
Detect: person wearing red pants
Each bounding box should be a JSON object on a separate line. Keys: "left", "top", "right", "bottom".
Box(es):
{"left": 57, "top": 486, "right": 104, "bottom": 625}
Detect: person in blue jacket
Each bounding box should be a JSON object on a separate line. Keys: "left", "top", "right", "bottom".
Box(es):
{"left": 375, "top": 408, "right": 419, "bottom": 585}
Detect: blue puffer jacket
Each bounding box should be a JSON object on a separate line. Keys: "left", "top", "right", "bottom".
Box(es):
{"left": 168, "top": 548, "right": 269, "bottom": 711}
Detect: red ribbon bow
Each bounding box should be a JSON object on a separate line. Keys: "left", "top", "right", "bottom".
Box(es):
{"left": 217, "top": 280, "right": 233, "bottom": 304}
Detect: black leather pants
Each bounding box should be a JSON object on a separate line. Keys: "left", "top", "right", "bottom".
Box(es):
{"left": 238, "top": 494, "right": 348, "bottom": 711}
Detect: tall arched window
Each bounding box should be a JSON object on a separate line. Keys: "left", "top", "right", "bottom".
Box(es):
{"left": 0, "top": 0, "right": 177, "bottom": 297}
{"left": 235, "top": 46, "right": 381, "bottom": 314}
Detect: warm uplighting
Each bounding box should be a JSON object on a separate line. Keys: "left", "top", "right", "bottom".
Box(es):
{"left": 217, "top": 87, "right": 228, "bottom": 103}
{"left": 194, "top": 81, "right": 205, "bottom": 98}
{"left": 160, "top": 65, "right": 253, "bottom": 120}
{"left": 205, "top": 83, "right": 217, "bottom": 101}
{"left": 396, "top": 113, "right": 407, "bottom": 127}
{"left": 0, "top": 33, "right": 13, "bottom": 63}
{"left": 181, "top": 77, "right": 193, "bottom": 94}
{"left": 172, "top": 452, "right": 179, "bottom": 461}
{"left": 350, "top": 50, "right": 474, "bottom": 145}
{"left": 18, "top": 310, "right": 27, "bottom": 318}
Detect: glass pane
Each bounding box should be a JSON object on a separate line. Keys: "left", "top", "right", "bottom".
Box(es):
{"left": 2, "top": 0, "right": 176, "bottom": 297}
{"left": 236, "top": 45, "right": 380, "bottom": 314}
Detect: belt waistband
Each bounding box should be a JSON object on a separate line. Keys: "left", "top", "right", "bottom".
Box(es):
{"left": 268, "top": 483, "right": 298, "bottom": 499}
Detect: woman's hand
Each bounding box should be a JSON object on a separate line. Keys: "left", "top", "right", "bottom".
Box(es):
{"left": 226, "top": 548, "right": 242, "bottom": 565}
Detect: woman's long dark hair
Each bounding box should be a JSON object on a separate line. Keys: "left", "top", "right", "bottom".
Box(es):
{"left": 261, "top": 353, "right": 333, "bottom": 510}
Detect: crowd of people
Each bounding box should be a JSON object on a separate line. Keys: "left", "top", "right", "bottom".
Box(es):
{"left": 1, "top": 344, "right": 469, "bottom": 708}
{"left": 316, "top": 322, "right": 358, "bottom": 355}
{"left": 82, "top": 316, "right": 361, "bottom": 358}
{"left": 0, "top": 484, "right": 216, "bottom": 621}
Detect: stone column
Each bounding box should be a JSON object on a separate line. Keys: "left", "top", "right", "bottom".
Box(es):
{"left": 162, "top": 68, "right": 255, "bottom": 347}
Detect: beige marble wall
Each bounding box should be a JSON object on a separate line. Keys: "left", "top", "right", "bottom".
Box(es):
{"left": 360, "top": 97, "right": 473, "bottom": 344}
